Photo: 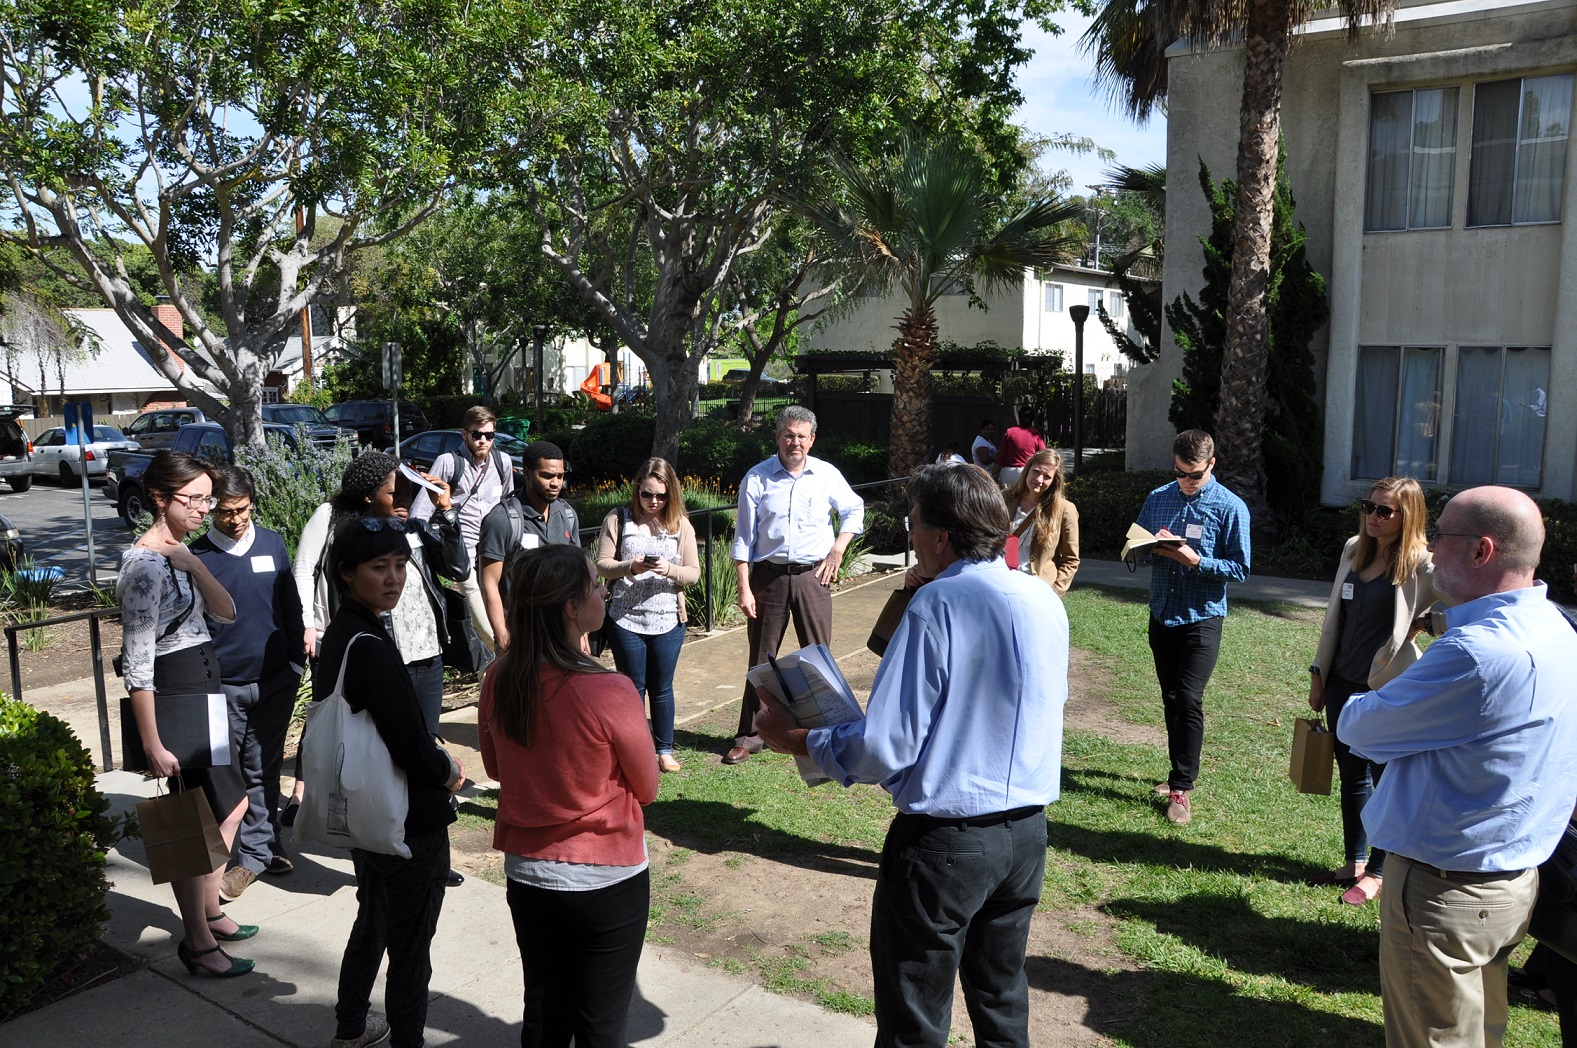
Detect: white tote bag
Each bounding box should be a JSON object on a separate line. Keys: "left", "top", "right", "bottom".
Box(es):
{"left": 294, "top": 633, "right": 411, "bottom": 858}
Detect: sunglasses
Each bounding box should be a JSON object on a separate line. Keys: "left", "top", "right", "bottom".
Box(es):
{"left": 638, "top": 490, "right": 668, "bottom": 502}
{"left": 1359, "top": 499, "right": 1397, "bottom": 521}
{"left": 1173, "top": 469, "right": 1207, "bottom": 481}
{"left": 359, "top": 517, "right": 408, "bottom": 533}
{"left": 213, "top": 503, "right": 254, "bottom": 519}
{"left": 466, "top": 429, "right": 496, "bottom": 441}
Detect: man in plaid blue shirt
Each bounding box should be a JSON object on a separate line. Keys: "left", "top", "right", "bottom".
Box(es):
{"left": 1136, "top": 430, "right": 1251, "bottom": 825}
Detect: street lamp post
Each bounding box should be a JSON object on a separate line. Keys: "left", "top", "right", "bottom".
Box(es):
{"left": 531, "top": 323, "right": 548, "bottom": 414}
{"left": 1068, "top": 304, "right": 1089, "bottom": 473}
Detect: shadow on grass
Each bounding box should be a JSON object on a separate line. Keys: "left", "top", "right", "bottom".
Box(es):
{"left": 1104, "top": 892, "right": 1382, "bottom": 997}
{"left": 1047, "top": 819, "right": 1315, "bottom": 884}
{"left": 645, "top": 796, "right": 881, "bottom": 881}
{"left": 1026, "top": 953, "right": 1383, "bottom": 1048}
{"left": 1059, "top": 767, "right": 1163, "bottom": 805}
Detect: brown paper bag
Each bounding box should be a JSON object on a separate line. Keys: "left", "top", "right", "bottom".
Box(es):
{"left": 136, "top": 785, "right": 229, "bottom": 884}
{"left": 867, "top": 587, "right": 915, "bottom": 657}
{"left": 1289, "top": 718, "right": 1335, "bottom": 795}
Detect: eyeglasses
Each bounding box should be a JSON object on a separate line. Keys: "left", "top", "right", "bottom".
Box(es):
{"left": 213, "top": 504, "right": 254, "bottom": 519}
{"left": 638, "top": 490, "right": 668, "bottom": 502}
{"left": 466, "top": 430, "right": 496, "bottom": 442}
{"left": 1359, "top": 499, "right": 1397, "bottom": 521}
{"left": 170, "top": 492, "right": 219, "bottom": 511}
{"left": 359, "top": 517, "right": 408, "bottom": 533}
{"left": 1426, "top": 526, "right": 1480, "bottom": 544}
{"left": 1173, "top": 469, "right": 1207, "bottom": 481}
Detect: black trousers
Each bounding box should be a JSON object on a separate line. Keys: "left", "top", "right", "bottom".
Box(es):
{"left": 506, "top": 868, "right": 650, "bottom": 1048}
{"left": 736, "top": 561, "right": 833, "bottom": 744}
{"left": 335, "top": 830, "right": 450, "bottom": 1048}
{"left": 1148, "top": 616, "right": 1223, "bottom": 792}
{"left": 869, "top": 809, "right": 1048, "bottom": 1048}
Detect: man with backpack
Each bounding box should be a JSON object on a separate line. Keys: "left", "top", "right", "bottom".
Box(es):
{"left": 411, "top": 405, "right": 514, "bottom": 652}
{"left": 477, "top": 440, "right": 580, "bottom": 651}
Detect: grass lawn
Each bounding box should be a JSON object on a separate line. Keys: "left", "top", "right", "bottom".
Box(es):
{"left": 460, "top": 585, "right": 1564, "bottom": 1045}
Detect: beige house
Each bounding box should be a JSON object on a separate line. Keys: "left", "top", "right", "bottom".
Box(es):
{"left": 1134, "top": 0, "right": 1577, "bottom": 501}
{"left": 803, "top": 264, "right": 1143, "bottom": 385}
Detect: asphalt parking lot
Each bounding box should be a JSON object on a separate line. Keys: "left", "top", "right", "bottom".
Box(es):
{"left": 0, "top": 475, "right": 132, "bottom": 590}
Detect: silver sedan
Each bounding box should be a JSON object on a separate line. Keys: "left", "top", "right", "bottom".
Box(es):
{"left": 32, "top": 425, "right": 141, "bottom": 482}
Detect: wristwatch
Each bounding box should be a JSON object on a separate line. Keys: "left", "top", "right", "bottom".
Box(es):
{"left": 1308, "top": 665, "right": 1321, "bottom": 676}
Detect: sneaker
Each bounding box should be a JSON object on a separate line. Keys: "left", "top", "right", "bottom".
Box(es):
{"left": 220, "top": 865, "right": 259, "bottom": 900}
{"left": 263, "top": 854, "right": 294, "bottom": 876}
{"left": 1165, "top": 790, "right": 1192, "bottom": 825}
{"left": 330, "top": 1014, "right": 391, "bottom": 1048}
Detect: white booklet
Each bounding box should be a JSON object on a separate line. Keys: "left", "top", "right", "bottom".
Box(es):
{"left": 746, "top": 643, "right": 865, "bottom": 786}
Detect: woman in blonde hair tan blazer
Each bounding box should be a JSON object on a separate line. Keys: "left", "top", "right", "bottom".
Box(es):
{"left": 1308, "top": 475, "right": 1443, "bottom": 907}
{"left": 1001, "top": 448, "right": 1079, "bottom": 595}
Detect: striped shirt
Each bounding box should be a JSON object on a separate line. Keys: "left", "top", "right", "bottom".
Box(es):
{"left": 1136, "top": 479, "right": 1251, "bottom": 625}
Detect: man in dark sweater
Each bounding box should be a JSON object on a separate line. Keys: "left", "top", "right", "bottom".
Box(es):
{"left": 195, "top": 466, "right": 307, "bottom": 900}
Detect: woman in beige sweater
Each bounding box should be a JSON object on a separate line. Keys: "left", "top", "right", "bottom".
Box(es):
{"left": 596, "top": 457, "right": 701, "bottom": 772}
{"left": 1308, "top": 475, "right": 1442, "bottom": 906}
{"left": 1002, "top": 448, "right": 1080, "bottom": 595}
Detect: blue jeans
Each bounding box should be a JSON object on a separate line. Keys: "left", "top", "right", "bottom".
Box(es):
{"left": 405, "top": 655, "right": 445, "bottom": 737}
{"left": 604, "top": 618, "right": 684, "bottom": 755}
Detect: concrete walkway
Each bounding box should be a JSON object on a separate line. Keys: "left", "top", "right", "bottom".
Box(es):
{"left": 9, "top": 558, "right": 1332, "bottom": 1047}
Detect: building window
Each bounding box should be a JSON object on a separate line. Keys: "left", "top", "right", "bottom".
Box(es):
{"left": 1087, "top": 289, "right": 1102, "bottom": 311}
{"left": 1450, "top": 345, "right": 1549, "bottom": 487}
{"left": 1043, "top": 284, "right": 1063, "bottom": 312}
{"left": 1366, "top": 87, "right": 1458, "bottom": 231}
{"left": 1353, "top": 346, "right": 1443, "bottom": 481}
{"left": 1468, "top": 75, "right": 1572, "bottom": 226}
{"left": 1108, "top": 292, "right": 1124, "bottom": 318}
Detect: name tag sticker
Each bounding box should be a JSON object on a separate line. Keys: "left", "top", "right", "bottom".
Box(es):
{"left": 250, "top": 555, "right": 274, "bottom": 574}
{"left": 1185, "top": 523, "right": 1204, "bottom": 540}
{"left": 520, "top": 534, "right": 540, "bottom": 550}
{"left": 1341, "top": 582, "right": 1355, "bottom": 600}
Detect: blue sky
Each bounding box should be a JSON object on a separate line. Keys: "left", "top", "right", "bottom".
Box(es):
{"left": 1013, "top": 11, "right": 1169, "bottom": 192}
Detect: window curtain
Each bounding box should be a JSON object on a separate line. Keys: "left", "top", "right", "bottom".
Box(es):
{"left": 1515, "top": 75, "right": 1572, "bottom": 223}
{"left": 1450, "top": 347, "right": 1504, "bottom": 484}
{"left": 1394, "top": 347, "right": 1443, "bottom": 480}
{"left": 1410, "top": 88, "right": 1458, "bottom": 228}
{"left": 1469, "top": 80, "right": 1520, "bottom": 226}
{"left": 1367, "top": 92, "right": 1412, "bottom": 230}
{"left": 1353, "top": 346, "right": 1400, "bottom": 478}
{"left": 1496, "top": 347, "right": 1549, "bottom": 486}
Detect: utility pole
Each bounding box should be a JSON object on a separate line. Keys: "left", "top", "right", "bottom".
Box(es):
{"left": 295, "top": 205, "right": 315, "bottom": 388}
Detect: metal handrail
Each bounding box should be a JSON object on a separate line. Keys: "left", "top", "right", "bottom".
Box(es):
{"left": 577, "top": 475, "right": 912, "bottom": 631}
{"left": 4, "top": 607, "right": 120, "bottom": 772}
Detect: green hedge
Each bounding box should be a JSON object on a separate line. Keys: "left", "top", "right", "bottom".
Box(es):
{"left": 1066, "top": 469, "right": 1173, "bottom": 559}
{"left": 813, "top": 434, "right": 890, "bottom": 487}
{"left": 0, "top": 696, "right": 122, "bottom": 1017}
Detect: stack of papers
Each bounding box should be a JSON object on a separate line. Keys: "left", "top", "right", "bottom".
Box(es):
{"left": 746, "top": 644, "right": 864, "bottom": 786}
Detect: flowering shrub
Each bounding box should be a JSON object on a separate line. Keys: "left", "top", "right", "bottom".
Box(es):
{"left": 234, "top": 430, "right": 357, "bottom": 556}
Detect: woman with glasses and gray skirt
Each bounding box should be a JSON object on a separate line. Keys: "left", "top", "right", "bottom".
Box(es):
{"left": 1307, "top": 476, "right": 1444, "bottom": 907}
{"left": 595, "top": 457, "right": 700, "bottom": 772}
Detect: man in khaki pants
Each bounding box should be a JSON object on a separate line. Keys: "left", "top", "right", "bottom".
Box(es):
{"left": 1340, "top": 486, "right": 1577, "bottom": 1048}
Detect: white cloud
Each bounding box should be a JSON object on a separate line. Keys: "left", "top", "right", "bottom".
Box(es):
{"left": 1013, "top": 12, "right": 1168, "bottom": 192}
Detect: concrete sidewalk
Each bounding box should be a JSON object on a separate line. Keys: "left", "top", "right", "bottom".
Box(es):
{"left": 9, "top": 558, "right": 1332, "bottom": 1047}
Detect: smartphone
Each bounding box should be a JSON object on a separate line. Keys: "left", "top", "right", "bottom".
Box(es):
{"left": 643, "top": 553, "right": 661, "bottom": 565}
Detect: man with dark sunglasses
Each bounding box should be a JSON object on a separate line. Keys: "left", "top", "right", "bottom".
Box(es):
{"left": 1134, "top": 430, "right": 1251, "bottom": 825}
{"left": 411, "top": 405, "right": 514, "bottom": 653}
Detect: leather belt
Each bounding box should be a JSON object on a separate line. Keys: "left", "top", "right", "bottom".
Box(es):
{"left": 1396, "top": 855, "right": 1528, "bottom": 882}
{"left": 898, "top": 805, "right": 1045, "bottom": 830}
{"left": 759, "top": 560, "right": 819, "bottom": 575}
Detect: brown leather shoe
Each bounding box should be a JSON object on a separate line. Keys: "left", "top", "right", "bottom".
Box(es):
{"left": 658, "top": 754, "right": 682, "bottom": 773}
{"left": 1165, "top": 790, "right": 1192, "bottom": 825}
{"left": 220, "top": 865, "right": 258, "bottom": 900}
{"left": 721, "top": 747, "right": 752, "bottom": 765}
{"left": 1153, "top": 782, "right": 1174, "bottom": 797}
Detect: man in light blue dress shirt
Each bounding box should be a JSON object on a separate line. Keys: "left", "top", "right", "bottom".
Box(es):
{"left": 1341, "top": 485, "right": 1577, "bottom": 1048}
{"left": 757, "top": 463, "right": 1067, "bottom": 1048}
{"left": 725, "top": 406, "right": 863, "bottom": 764}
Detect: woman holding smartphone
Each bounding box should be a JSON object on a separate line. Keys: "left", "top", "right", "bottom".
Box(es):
{"left": 595, "top": 458, "right": 699, "bottom": 772}
{"left": 118, "top": 452, "right": 249, "bottom": 976}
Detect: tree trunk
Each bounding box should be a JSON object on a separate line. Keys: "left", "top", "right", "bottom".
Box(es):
{"left": 1214, "top": 0, "right": 1287, "bottom": 528}
{"left": 889, "top": 305, "right": 938, "bottom": 478}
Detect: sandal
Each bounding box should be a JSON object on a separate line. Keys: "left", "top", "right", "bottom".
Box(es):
{"left": 1340, "top": 875, "right": 1383, "bottom": 906}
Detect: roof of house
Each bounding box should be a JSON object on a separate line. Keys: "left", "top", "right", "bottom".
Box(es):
{"left": 2, "top": 308, "right": 220, "bottom": 397}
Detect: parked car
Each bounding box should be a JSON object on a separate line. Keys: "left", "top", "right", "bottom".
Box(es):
{"left": 33, "top": 425, "right": 140, "bottom": 482}
{"left": 122, "top": 407, "right": 212, "bottom": 451}
{"left": 400, "top": 429, "right": 528, "bottom": 488}
{"left": 0, "top": 408, "right": 33, "bottom": 492}
{"left": 0, "top": 512, "right": 21, "bottom": 570}
{"left": 106, "top": 422, "right": 301, "bottom": 528}
{"left": 260, "top": 403, "right": 348, "bottom": 448}
{"left": 323, "top": 400, "right": 429, "bottom": 448}
{"left": 720, "top": 368, "right": 789, "bottom": 393}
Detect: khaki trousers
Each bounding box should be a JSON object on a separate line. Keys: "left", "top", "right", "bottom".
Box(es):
{"left": 458, "top": 566, "right": 495, "bottom": 651}
{"left": 1379, "top": 854, "right": 1537, "bottom": 1048}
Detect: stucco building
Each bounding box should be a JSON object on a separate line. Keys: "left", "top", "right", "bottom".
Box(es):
{"left": 1136, "top": 0, "right": 1577, "bottom": 502}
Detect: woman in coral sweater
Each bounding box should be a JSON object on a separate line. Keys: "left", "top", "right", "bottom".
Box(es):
{"left": 479, "top": 544, "right": 660, "bottom": 1048}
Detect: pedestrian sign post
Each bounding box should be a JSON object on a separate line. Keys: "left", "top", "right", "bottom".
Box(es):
{"left": 382, "top": 343, "right": 403, "bottom": 454}
{"left": 64, "top": 401, "right": 98, "bottom": 587}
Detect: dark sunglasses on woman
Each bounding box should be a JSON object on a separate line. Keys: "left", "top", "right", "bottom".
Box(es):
{"left": 1358, "top": 499, "right": 1396, "bottom": 520}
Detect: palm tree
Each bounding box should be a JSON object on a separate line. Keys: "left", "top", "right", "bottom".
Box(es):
{"left": 1098, "top": 162, "right": 1166, "bottom": 364}
{"left": 804, "top": 138, "right": 1080, "bottom": 478}
{"left": 1082, "top": 0, "right": 1394, "bottom": 523}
